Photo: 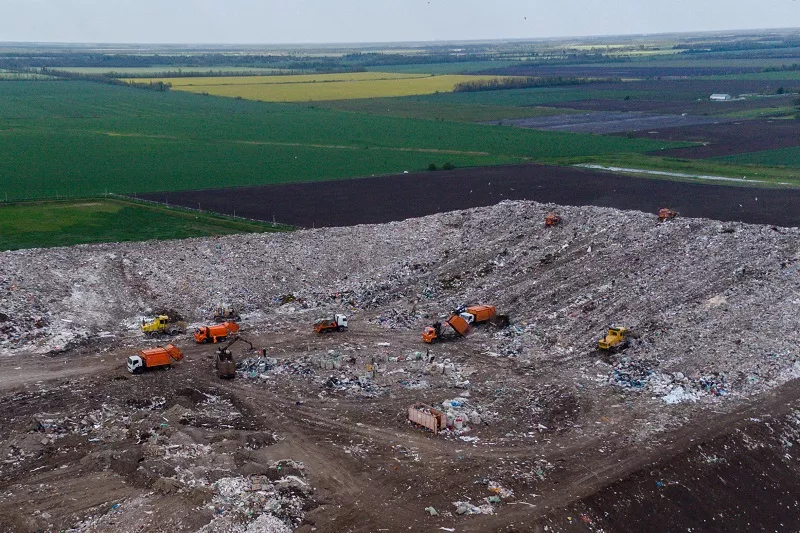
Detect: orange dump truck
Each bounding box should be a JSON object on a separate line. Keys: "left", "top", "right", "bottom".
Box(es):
{"left": 194, "top": 321, "right": 240, "bottom": 344}
{"left": 422, "top": 305, "right": 501, "bottom": 343}
{"left": 127, "top": 344, "right": 184, "bottom": 374}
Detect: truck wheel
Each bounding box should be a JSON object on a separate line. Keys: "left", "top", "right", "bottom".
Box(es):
{"left": 337, "top": 326, "right": 344, "bottom": 332}
{"left": 202, "top": 338, "right": 208, "bottom": 344}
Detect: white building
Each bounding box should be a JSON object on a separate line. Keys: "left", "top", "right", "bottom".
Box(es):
{"left": 709, "top": 93, "right": 732, "bottom": 101}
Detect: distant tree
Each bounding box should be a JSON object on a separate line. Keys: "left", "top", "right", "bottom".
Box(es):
{"left": 777, "top": 87, "right": 785, "bottom": 95}
{"left": 442, "top": 162, "right": 455, "bottom": 170}
{"left": 427, "top": 163, "right": 437, "bottom": 171}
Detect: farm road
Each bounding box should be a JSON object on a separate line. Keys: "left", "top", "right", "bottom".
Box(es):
{"left": 141, "top": 163, "right": 800, "bottom": 228}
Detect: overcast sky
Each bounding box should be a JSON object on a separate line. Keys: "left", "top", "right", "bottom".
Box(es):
{"left": 1, "top": 0, "right": 798, "bottom": 44}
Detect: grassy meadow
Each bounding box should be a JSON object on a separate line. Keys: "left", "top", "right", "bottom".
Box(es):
{"left": 0, "top": 199, "right": 287, "bottom": 251}
{"left": 0, "top": 80, "right": 687, "bottom": 202}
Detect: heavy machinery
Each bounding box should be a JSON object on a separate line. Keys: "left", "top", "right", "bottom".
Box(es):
{"left": 141, "top": 315, "right": 186, "bottom": 337}
{"left": 658, "top": 208, "right": 678, "bottom": 221}
{"left": 422, "top": 305, "right": 508, "bottom": 343}
{"left": 598, "top": 326, "right": 629, "bottom": 352}
{"left": 314, "top": 314, "right": 348, "bottom": 334}
{"left": 194, "top": 321, "right": 240, "bottom": 344}
{"left": 214, "top": 336, "right": 254, "bottom": 379}
{"left": 545, "top": 213, "right": 562, "bottom": 227}
{"left": 127, "top": 344, "right": 184, "bottom": 374}
{"left": 213, "top": 306, "right": 241, "bottom": 322}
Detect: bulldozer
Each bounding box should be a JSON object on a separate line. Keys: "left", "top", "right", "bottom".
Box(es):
{"left": 141, "top": 315, "right": 186, "bottom": 337}
{"left": 214, "top": 306, "right": 241, "bottom": 322}
{"left": 598, "top": 326, "right": 629, "bottom": 352}
{"left": 658, "top": 208, "right": 678, "bottom": 221}
{"left": 214, "top": 335, "right": 255, "bottom": 379}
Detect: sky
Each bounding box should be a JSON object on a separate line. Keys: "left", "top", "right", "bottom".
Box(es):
{"left": 0, "top": 0, "right": 798, "bottom": 44}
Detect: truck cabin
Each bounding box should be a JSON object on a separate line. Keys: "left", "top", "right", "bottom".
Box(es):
{"left": 127, "top": 356, "right": 142, "bottom": 373}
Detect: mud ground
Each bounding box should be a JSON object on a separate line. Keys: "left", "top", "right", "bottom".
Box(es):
{"left": 5, "top": 323, "right": 800, "bottom": 533}
{"left": 141, "top": 163, "right": 800, "bottom": 229}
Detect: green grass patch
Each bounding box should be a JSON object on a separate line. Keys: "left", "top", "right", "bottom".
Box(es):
{"left": 699, "top": 71, "right": 800, "bottom": 81}
{"left": 0, "top": 81, "right": 687, "bottom": 201}
{"left": 718, "top": 106, "right": 798, "bottom": 119}
{"left": 312, "top": 97, "right": 578, "bottom": 122}
{"left": 0, "top": 198, "right": 288, "bottom": 251}
{"left": 717, "top": 145, "right": 800, "bottom": 168}
{"left": 51, "top": 66, "right": 288, "bottom": 76}
{"left": 363, "top": 61, "right": 521, "bottom": 75}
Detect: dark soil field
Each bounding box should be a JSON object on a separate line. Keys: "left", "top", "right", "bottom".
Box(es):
{"left": 141, "top": 163, "right": 800, "bottom": 229}
{"left": 485, "top": 111, "right": 727, "bottom": 134}
{"left": 547, "top": 95, "right": 796, "bottom": 115}
{"left": 624, "top": 118, "right": 800, "bottom": 158}
{"left": 592, "top": 78, "right": 800, "bottom": 96}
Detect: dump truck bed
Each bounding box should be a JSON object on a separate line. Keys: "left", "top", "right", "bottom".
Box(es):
{"left": 466, "top": 305, "right": 496, "bottom": 323}
{"left": 408, "top": 403, "right": 447, "bottom": 435}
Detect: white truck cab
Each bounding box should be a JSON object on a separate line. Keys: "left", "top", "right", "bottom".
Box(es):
{"left": 127, "top": 355, "right": 144, "bottom": 374}
{"left": 335, "top": 314, "right": 348, "bottom": 328}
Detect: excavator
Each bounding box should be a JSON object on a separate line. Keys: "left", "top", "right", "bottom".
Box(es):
{"left": 214, "top": 335, "right": 254, "bottom": 379}
{"left": 422, "top": 305, "right": 508, "bottom": 343}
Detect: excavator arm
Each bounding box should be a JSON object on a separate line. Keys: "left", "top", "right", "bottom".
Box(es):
{"left": 217, "top": 335, "right": 255, "bottom": 353}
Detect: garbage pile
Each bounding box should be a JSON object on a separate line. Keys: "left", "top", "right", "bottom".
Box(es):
{"left": 3, "top": 199, "right": 800, "bottom": 409}
{"left": 200, "top": 462, "right": 311, "bottom": 532}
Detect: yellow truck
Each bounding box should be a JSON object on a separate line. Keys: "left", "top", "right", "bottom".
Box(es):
{"left": 141, "top": 315, "right": 186, "bottom": 337}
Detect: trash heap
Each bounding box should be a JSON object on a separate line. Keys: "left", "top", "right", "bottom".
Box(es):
{"left": 200, "top": 461, "right": 311, "bottom": 532}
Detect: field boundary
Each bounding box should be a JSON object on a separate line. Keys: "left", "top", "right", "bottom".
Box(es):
{"left": 0, "top": 195, "right": 297, "bottom": 232}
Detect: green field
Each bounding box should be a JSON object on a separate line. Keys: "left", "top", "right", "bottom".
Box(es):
{"left": 699, "top": 71, "right": 800, "bottom": 81}
{"left": 717, "top": 145, "right": 800, "bottom": 168}
{"left": 0, "top": 199, "right": 288, "bottom": 251}
{"left": 0, "top": 81, "right": 687, "bottom": 201}
{"left": 363, "top": 61, "right": 521, "bottom": 75}
{"left": 53, "top": 66, "right": 288, "bottom": 76}
{"left": 314, "top": 97, "right": 577, "bottom": 122}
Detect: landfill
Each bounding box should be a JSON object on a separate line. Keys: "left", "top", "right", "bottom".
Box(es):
{"left": 2, "top": 199, "right": 800, "bottom": 531}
